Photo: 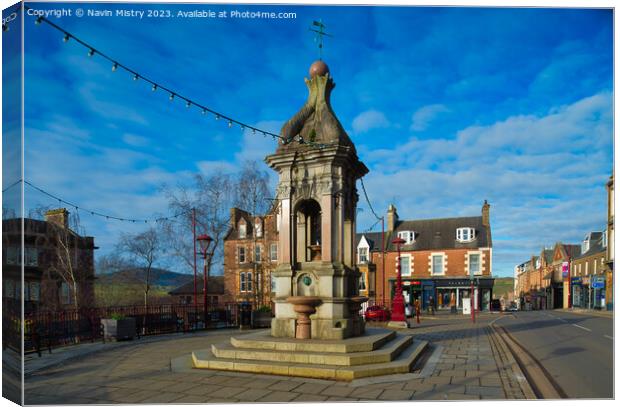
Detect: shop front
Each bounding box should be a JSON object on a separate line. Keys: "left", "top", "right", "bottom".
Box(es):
{"left": 571, "top": 277, "right": 583, "bottom": 308}
{"left": 591, "top": 275, "right": 606, "bottom": 309}
{"left": 389, "top": 277, "right": 494, "bottom": 311}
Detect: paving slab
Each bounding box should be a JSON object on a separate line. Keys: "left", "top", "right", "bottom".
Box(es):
{"left": 22, "top": 314, "right": 526, "bottom": 403}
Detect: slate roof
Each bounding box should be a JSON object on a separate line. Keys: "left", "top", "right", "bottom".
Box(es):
{"left": 384, "top": 216, "right": 491, "bottom": 251}
{"left": 168, "top": 276, "right": 225, "bottom": 295}
{"left": 575, "top": 234, "right": 606, "bottom": 260}
{"left": 542, "top": 249, "right": 554, "bottom": 264}
{"left": 563, "top": 244, "right": 582, "bottom": 259}
{"left": 355, "top": 232, "right": 384, "bottom": 251}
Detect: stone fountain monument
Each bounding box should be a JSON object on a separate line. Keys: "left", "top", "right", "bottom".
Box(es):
{"left": 190, "top": 61, "right": 428, "bottom": 380}
{"left": 266, "top": 59, "right": 368, "bottom": 341}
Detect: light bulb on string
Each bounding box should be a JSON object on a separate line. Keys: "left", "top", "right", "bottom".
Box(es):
{"left": 111, "top": 62, "right": 118, "bottom": 71}
{"left": 169, "top": 93, "right": 175, "bottom": 101}
{"left": 228, "top": 121, "right": 233, "bottom": 128}
{"left": 151, "top": 84, "right": 157, "bottom": 91}
{"left": 186, "top": 100, "right": 191, "bottom": 108}
{"left": 35, "top": 16, "right": 42, "bottom": 25}
{"left": 88, "top": 49, "right": 95, "bottom": 57}
{"left": 240, "top": 124, "right": 245, "bottom": 131}
{"left": 133, "top": 74, "right": 139, "bottom": 81}
{"left": 63, "top": 34, "right": 70, "bottom": 42}
{"left": 215, "top": 115, "right": 220, "bottom": 121}
{"left": 201, "top": 109, "right": 207, "bottom": 115}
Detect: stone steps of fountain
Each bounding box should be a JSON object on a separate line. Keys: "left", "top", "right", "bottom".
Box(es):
{"left": 229, "top": 327, "right": 395, "bottom": 353}
{"left": 192, "top": 338, "right": 428, "bottom": 381}
{"left": 212, "top": 334, "right": 412, "bottom": 366}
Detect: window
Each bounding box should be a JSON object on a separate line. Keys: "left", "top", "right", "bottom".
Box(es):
{"left": 238, "top": 247, "right": 246, "bottom": 263}
{"left": 270, "top": 243, "right": 278, "bottom": 261}
{"left": 359, "top": 272, "right": 367, "bottom": 290}
{"left": 240, "top": 272, "right": 246, "bottom": 292}
{"left": 271, "top": 275, "right": 276, "bottom": 292}
{"left": 398, "top": 231, "right": 415, "bottom": 244}
{"left": 60, "top": 282, "right": 73, "bottom": 305}
{"left": 255, "top": 219, "right": 263, "bottom": 238}
{"left": 358, "top": 247, "right": 369, "bottom": 263}
{"left": 398, "top": 255, "right": 412, "bottom": 276}
{"left": 431, "top": 254, "right": 444, "bottom": 275}
{"left": 25, "top": 247, "right": 38, "bottom": 267}
{"left": 27, "top": 282, "right": 40, "bottom": 301}
{"left": 239, "top": 221, "right": 247, "bottom": 238}
{"left": 469, "top": 253, "right": 481, "bottom": 276}
{"left": 456, "top": 228, "right": 476, "bottom": 242}
{"left": 247, "top": 272, "right": 253, "bottom": 291}
{"left": 602, "top": 230, "right": 608, "bottom": 248}
{"left": 4, "top": 280, "right": 16, "bottom": 298}
{"left": 255, "top": 245, "right": 261, "bottom": 263}
{"left": 6, "top": 247, "right": 19, "bottom": 265}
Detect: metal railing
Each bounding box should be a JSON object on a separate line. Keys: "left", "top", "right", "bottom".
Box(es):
{"left": 4, "top": 302, "right": 241, "bottom": 354}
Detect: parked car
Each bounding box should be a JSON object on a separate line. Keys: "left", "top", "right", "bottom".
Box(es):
{"left": 506, "top": 302, "right": 519, "bottom": 312}
{"left": 364, "top": 305, "right": 391, "bottom": 321}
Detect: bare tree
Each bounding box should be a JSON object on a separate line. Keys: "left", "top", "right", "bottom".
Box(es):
{"left": 161, "top": 171, "right": 236, "bottom": 278}
{"left": 48, "top": 211, "right": 84, "bottom": 311}
{"left": 116, "top": 228, "right": 163, "bottom": 308}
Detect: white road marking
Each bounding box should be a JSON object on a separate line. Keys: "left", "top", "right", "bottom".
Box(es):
{"left": 572, "top": 324, "right": 591, "bottom": 332}
{"left": 604, "top": 335, "right": 613, "bottom": 340}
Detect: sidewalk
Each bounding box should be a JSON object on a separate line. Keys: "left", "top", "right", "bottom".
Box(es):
{"left": 554, "top": 308, "right": 614, "bottom": 319}
{"left": 23, "top": 315, "right": 533, "bottom": 404}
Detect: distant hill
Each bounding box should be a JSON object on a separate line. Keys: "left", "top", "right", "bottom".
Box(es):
{"left": 97, "top": 268, "right": 194, "bottom": 288}
{"left": 493, "top": 277, "right": 515, "bottom": 299}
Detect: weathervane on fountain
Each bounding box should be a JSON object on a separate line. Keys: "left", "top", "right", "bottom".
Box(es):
{"left": 309, "top": 19, "right": 332, "bottom": 60}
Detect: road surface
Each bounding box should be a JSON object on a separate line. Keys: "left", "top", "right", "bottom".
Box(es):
{"left": 494, "top": 310, "right": 613, "bottom": 398}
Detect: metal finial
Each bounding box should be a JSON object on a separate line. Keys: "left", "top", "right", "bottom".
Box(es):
{"left": 309, "top": 19, "right": 332, "bottom": 60}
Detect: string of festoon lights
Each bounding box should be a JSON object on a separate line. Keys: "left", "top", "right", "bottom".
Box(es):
{"left": 24, "top": 180, "right": 189, "bottom": 224}
{"left": 16, "top": 6, "right": 334, "bottom": 149}
{"left": 359, "top": 178, "right": 383, "bottom": 232}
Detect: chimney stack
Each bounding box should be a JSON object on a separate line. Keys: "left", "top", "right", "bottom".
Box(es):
{"left": 45, "top": 208, "right": 69, "bottom": 229}
{"left": 386, "top": 204, "right": 398, "bottom": 232}
{"left": 482, "top": 200, "right": 490, "bottom": 227}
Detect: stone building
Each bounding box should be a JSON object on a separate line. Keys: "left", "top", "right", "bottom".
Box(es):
{"left": 541, "top": 242, "right": 580, "bottom": 309}
{"left": 570, "top": 232, "right": 607, "bottom": 309}
{"left": 168, "top": 275, "right": 229, "bottom": 308}
{"left": 361, "top": 201, "right": 494, "bottom": 311}
{"left": 2, "top": 209, "right": 96, "bottom": 312}
{"left": 223, "top": 206, "right": 279, "bottom": 307}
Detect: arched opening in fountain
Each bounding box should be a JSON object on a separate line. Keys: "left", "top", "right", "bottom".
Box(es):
{"left": 294, "top": 199, "right": 322, "bottom": 263}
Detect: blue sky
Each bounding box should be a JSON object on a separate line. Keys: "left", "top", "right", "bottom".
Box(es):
{"left": 2, "top": 1, "right": 613, "bottom": 277}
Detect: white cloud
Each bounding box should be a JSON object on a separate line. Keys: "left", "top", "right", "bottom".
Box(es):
{"left": 122, "top": 133, "right": 150, "bottom": 147}
{"left": 352, "top": 110, "right": 390, "bottom": 134}
{"left": 410, "top": 104, "right": 450, "bottom": 131}
{"left": 358, "top": 91, "right": 612, "bottom": 276}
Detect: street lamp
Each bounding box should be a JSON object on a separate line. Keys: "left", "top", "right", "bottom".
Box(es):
{"left": 197, "top": 234, "right": 213, "bottom": 327}
{"left": 388, "top": 236, "right": 407, "bottom": 328}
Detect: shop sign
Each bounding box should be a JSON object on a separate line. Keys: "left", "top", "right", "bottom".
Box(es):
{"left": 562, "top": 262, "right": 569, "bottom": 278}
{"left": 592, "top": 276, "right": 605, "bottom": 289}
{"left": 571, "top": 277, "right": 582, "bottom": 284}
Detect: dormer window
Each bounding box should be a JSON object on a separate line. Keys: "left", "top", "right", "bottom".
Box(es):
{"left": 397, "top": 231, "right": 415, "bottom": 245}
{"left": 358, "top": 247, "right": 369, "bottom": 264}
{"left": 456, "top": 227, "right": 476, "bottom": 242}
{"left": 581, "top": 234, "right": 590, "bottom": 254}
{"left": 255, "top": 219, "right": 263, "bottom": 238}
{"left": 238, "top": 221, "right": 247, "bottom": 239}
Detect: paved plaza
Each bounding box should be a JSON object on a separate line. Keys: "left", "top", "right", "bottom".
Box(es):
{"left": 23, "top": 314, "right": 533, "bottom": 404}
